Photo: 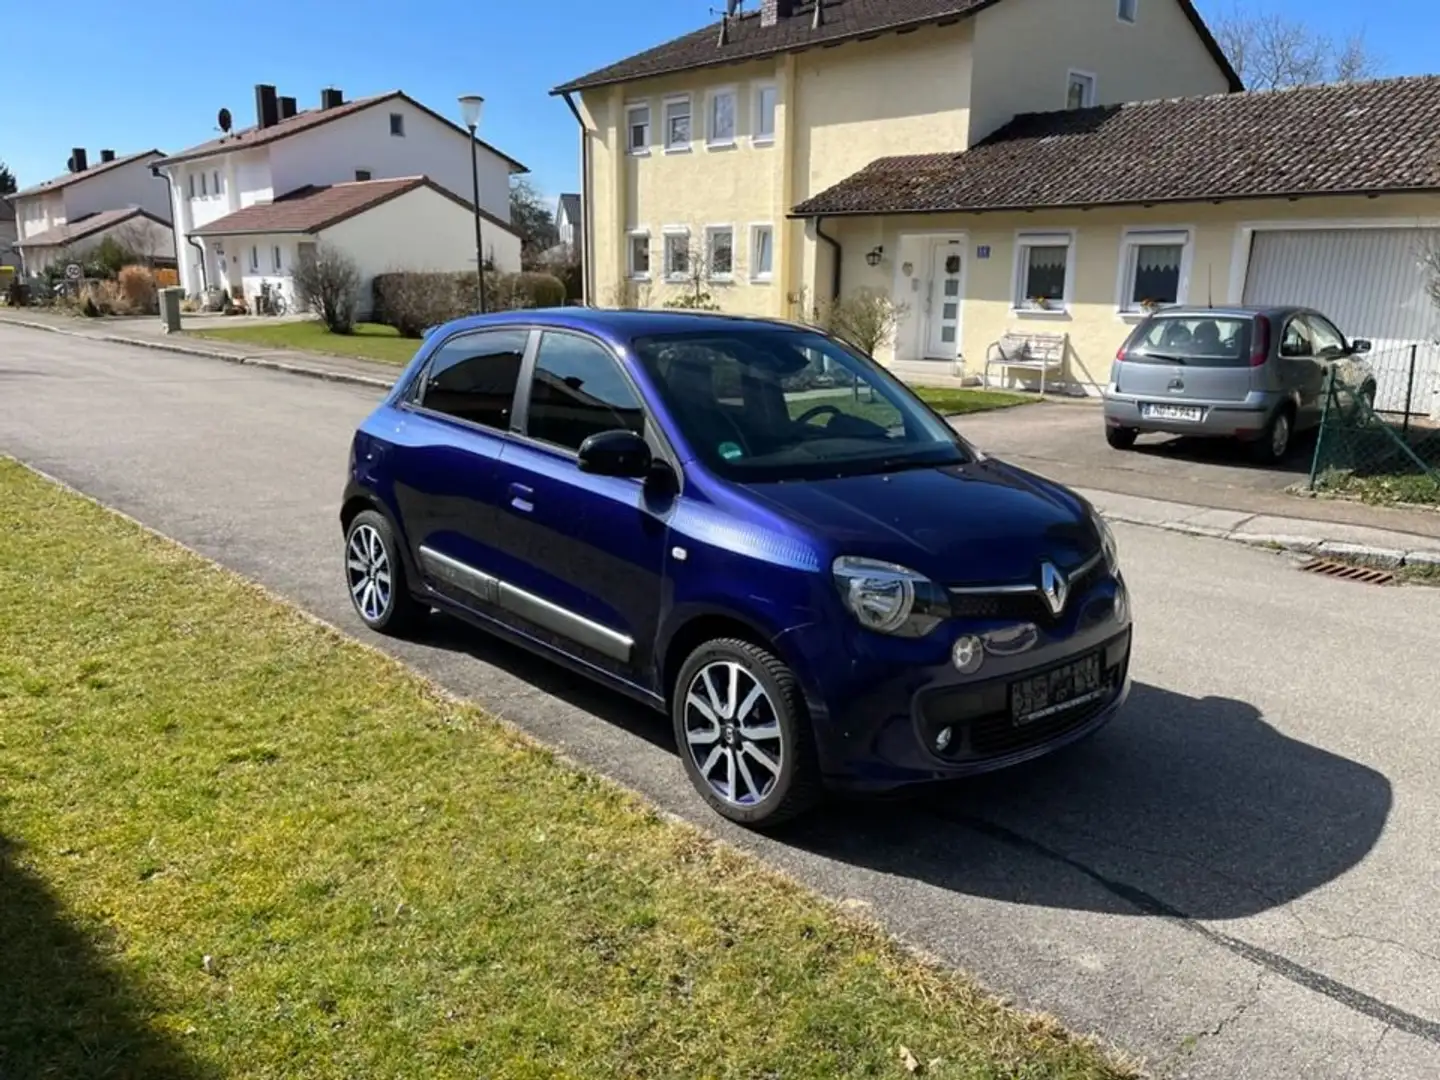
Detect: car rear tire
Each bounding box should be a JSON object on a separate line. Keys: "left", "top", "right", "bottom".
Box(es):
{"left": 1252, "top": 407, "right": 1293, "bottom": 465}
{"left": 672, "top": 638, "right": 822, "bottom": 829}
{"left": 344, "top": 509, "right": 426, "bottom": 636}
{"left": 1106, "top": 426, "right": 1138, "bottom": 450}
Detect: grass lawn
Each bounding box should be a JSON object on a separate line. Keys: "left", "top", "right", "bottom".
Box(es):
{"left": 188, "top": 320, "right": 421, "bottom": 366}
{"left": 912, "top": 387, "right": 1034, "bottom": 415}
{"left": 0, "top": 459, "right": 1129, "bottom": 1079}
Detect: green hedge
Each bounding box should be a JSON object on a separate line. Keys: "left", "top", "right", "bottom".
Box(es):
{"left": 372, "top": 271, "right": 566, "bottom": 338}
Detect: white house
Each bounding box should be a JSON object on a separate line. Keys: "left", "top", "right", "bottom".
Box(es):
{"left": 156, "top": 85, "right": 526, "bottom": 308}
{"left": 13, "top": 207, "right": 174, "bottom": 276}
{"left": 557, "top": 192, "right": 582, "bottom": 260}
{"left": 0, "top": 198, "right": 16, "bottom": 269}
{"left": 190, "top": 176, "right": 511, "bottom": 317}
{"left": 5, "top": 148, "right": 174, "bottom": 276}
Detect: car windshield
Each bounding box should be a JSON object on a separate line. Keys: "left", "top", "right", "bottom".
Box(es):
{"left": 630, "top": 329, "right": 971, "bottom": 482}
{"left": 1127, "top": 315, "right": 1253, "bottom": 367}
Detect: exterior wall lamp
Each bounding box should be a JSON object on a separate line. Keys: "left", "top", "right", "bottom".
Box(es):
{"left": 865, "top": 245, "right": 884, "bottom": 267}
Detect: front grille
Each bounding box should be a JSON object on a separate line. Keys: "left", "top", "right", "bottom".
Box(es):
{"left": 948, "top": 554, "right": 1107, "bottom": 625}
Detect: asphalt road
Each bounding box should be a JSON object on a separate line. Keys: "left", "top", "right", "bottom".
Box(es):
{"left": 3, "top": 324, "right": 1438, "bottom": 1079}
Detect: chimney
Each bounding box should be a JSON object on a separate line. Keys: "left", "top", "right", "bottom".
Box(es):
{"left": 71, "top": 147, "right": 88, "bottom": 172}
{"left": 254, "top": 83, "right": 279, "bottom": 129}
{"left": 760, "top": 0, "right": 793, "bottom": 27}
{"left": 279, "top": 95, "right": 298, "bottom": 119}
{"left": 321, "top": 87, "right": 344, "bottom": 110}
{"left": 100, "top": 149, "right": 116, "bottom": 163}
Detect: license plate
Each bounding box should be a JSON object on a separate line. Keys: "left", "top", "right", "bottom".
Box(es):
{"left": 1010, "top": 653, "right": 1106, "bottom": 725}
{"left": 1142, "top": 403, "right": 1203, "bottom": 422}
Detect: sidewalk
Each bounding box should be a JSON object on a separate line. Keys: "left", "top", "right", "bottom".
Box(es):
{"left": 4, "top": 306, "right": 1438, "bottom": 564}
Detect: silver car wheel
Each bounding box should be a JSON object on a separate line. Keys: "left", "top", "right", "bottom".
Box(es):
{"left": 1271, "top": 413, "right": 1291, "bottom": 458}
{"left": 346, "top": 524, "right": 392, "bottom": 623}
{"left": 683, "top": 661, "right": 785, "bottom": 807}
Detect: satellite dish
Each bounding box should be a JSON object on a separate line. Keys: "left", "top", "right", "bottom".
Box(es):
{"left": 67, "top": 155, "right": 76, "bottom": 172}
{"left": 218, "top": 107, "right": 233, "bottom": 133}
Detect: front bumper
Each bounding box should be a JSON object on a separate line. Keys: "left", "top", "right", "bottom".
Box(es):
{"left": 1104, "top": 395, "right": 1272, "bottom": 438}
{"left": 778, "top": 576, "right": 1132, "bottom": 792}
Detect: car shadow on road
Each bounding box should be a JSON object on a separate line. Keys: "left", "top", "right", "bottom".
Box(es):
{"left": 1126, "top": 430, "right": 1316, "bottom": 476}
{"left": 781, "top": 682, "right": 1393, "bottom": 921}
{"left": 0, "top": 835, "right": 211, "bottom": 1079}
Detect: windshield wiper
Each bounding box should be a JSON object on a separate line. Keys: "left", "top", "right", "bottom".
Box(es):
{"left": 1138, "top": 352, "right": 1188, "bottom": 366}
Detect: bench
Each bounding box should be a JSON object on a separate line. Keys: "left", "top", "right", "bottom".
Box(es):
{"left": 983, "top": 331, "right": 1069, "bottom": 396}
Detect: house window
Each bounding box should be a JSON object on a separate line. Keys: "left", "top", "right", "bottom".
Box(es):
{"left": 250, "top": 245, "right": 259, "bottom": 271}
{"left": 754, "top": 83, "right": 777, "bottom": 144}
{"left": 389, "top": 113, "right": 405, "bottom": 137}
{"left": 1119, "top": 230, "right": 1189, "bottom": 313}
{"left": 1067, "top": 71, "right": 1096, "bottom": 110}
{"left": 663, "top": 228, "right": 691, "bottom": 280}
{"left": 626, "top": 102, "right": 651, "bottom": 154}
{"left": 750, "top": 224, "right": 774, "bottom": 281}
{"left": 1014, "top": 233, "right": 1074, "bottom": 312}
{"left": 200, "top": 172, "right": 208, "bottom": 196}
{"left": 213, "top": 170, "right": 221, "bottom": 196}
{"left": 1118, "top": 0, "right": 1137, "bottom": 22}
{"left": 706, "top": 226, "right": 734, "bottom": 279}
{"left": 188, "top": 174, "right": 195, "bottom": 199}
{"left": 627, "top": 230, "right": 650, "bottom": 279}
{"left": 664, "top": 96, "right": 692, "bottom": 152}
{"left": 355, "top": 169, "right": 372, "bottom": 181}
{"left": 272, "top": 245, "right": 283, "bottom": 272}
{"left": 708, "top": 89, "right": 737, "bottom": 147}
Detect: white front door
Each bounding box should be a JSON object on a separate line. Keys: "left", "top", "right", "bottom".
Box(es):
{"left": 925, "top": 242, "right": 964, "bottom": 359}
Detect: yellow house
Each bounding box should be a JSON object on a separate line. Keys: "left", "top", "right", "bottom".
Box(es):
{"left": 555, "top": 0, "right": 1440, "bottom": 413}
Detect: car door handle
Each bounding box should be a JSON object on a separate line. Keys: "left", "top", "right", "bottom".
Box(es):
{"left": 508, "top": 482, "right": 534, "bottom": 513}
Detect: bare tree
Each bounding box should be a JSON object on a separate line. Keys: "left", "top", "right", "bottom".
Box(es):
{"left": 1214, "top": 4, "right": 1380, "bottom": 89}
{"left": 1417, "top": 233, "right": 1440, "bottom": 325}
{"left": 293, "top": 242, "right": 362, "bottom": 334}
{"left": 815, "top": 288, "right": 910, "bottom": 358}
{"left": 660, "top": 238, "right": 723, "bottom": 311}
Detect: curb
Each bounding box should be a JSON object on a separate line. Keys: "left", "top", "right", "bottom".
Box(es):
{"left": 1, "top": 316, "right": 395, "bottom": 391}
{"left": 1099, "top": 510, "right": 1440, "bottom": 569}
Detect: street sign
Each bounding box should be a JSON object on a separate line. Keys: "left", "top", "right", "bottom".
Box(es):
{"left": 64, "top": 263, "right": 82, "bottom": 281}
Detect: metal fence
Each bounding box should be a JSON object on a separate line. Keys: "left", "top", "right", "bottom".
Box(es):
{"left": 1310, "top": 354, "right": 1440, "bottom": 506}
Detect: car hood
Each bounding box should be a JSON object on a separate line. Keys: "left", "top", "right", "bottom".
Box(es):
{"left": 738, "top": 458, "right": 1099, "bottom": 584}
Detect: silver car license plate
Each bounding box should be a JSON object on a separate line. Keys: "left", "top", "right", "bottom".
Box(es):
{"left": 1142, "top": 403, "right": 1203, "bottom": 422}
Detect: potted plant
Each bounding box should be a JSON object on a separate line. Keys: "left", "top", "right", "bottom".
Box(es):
{"left": 1029, "top": 295, "right": 1052, "bottom": 311}
{"left": 1140, "top": 297, "right": 1166, "bottom": 314}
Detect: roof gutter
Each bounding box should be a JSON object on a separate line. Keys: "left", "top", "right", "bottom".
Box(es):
{"left": 813, "top": 216, "right": 842, "bottom": 302}
{"left": 560, "top": 91, "right": 593, "bottom": 306}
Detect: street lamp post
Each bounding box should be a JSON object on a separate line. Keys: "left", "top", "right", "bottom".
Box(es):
{"left": 458, "top": 94, "right": 487, "bottom": 314}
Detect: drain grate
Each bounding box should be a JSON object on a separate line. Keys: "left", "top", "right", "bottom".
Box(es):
{"left": 1298, "top": 558, "right": 1396, "bottom": 586}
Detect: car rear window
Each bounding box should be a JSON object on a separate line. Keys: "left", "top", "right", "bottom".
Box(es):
{"left": 1125, "top": 316, "right": 1253, "bottom": 367}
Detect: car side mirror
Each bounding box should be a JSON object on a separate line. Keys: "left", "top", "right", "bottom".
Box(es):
{"left": 1351, "top": 338, "right": 1373, "bottom": 354}
{"left": 577, "top": 429, "right": 653, "bottom": 478}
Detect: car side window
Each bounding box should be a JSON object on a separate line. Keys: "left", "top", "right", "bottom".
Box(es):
{"left": 1280, "top": 318, "right": 1313, "bottom": 359}
{"left": 1306, "top": 315, "right": 1348, "bottom": 359}
{"left": 418, "top": 329, "right": 529, "bottom": 430}
{"left": 525, "top": 332, "right": 645, "bottom": 453}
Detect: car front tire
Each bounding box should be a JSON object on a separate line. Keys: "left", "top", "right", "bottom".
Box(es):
{"left": 672, "top": 638, "right": 822, "bottom": 829}
{"left": 344, "top": 509, "right": 426, "bottom": 636}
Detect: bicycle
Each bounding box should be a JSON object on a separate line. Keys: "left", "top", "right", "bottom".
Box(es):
{"left": 258, "top": 279, "right": 289, "bottom": 317}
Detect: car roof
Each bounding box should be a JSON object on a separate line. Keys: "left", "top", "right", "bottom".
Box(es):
{"left": 1145, "top": 304, "right": 1306, "bottom": 319}
{"left": 430, "top": 307, "right": 811, "bottom": 348}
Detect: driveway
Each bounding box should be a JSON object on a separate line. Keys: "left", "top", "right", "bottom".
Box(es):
{"left": 954, "top": 401, "right": 1440, "bottom": 541}
{"left": 3, "top": 325, "right": 1439, "bottom": 1079}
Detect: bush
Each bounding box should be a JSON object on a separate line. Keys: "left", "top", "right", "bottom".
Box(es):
{"left": 293, "top": 243, "right": 362, "bottom": 334}
{"left": 372, "top": 270, "right": 568, "bottom": 337}
{"left": 816, "top": 287, "right": 910, "bottom": 358}
{"left": 116, "top": 265, "right": 158, "bottom": 315}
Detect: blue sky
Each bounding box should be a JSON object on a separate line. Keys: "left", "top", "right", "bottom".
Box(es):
{"left": 1, "top": 0, "right": 1433, "bottom": 204}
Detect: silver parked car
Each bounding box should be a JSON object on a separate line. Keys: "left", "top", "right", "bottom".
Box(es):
{"left": 1104, "top": 306, "right": 1376, "bottom": 463}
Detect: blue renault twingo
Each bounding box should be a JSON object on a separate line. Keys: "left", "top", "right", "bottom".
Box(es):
{"left": 342, "top": 309, "right": 1131, "bottom": 827}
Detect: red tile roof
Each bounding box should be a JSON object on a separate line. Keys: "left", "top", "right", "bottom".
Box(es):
{"left": 6, "top": 150, "right": 164, "bottom": 202}
{"left": 553, "top": 0, "right": 1240, "bottom": 95}
{"left": 791, "top": 76, "right": 1440, "bottom": 217}
{"left": 190, "top": 177, "right": 518, "bottom": 238}
{"left": 17, "top": 207, "right": 170, "bottom": 248}
{"left": 158, "top": 91, "right": 527, "bottom": 173}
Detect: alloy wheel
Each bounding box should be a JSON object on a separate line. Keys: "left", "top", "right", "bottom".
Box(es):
{"left": 1271, "top": 413, "right": 1291, "bottom": 459}
{"left": 682, "top": 661, "right": 785, "bottom": 808}
{"left": 346, "top": 524, "right": 392, "bottom": 623}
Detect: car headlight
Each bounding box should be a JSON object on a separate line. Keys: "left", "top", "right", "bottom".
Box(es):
{"left": 832, "top": 556, "right": 948, "bottom": 637}
{"left": 1092, "top": 510, "right": 1119, "bottom": 574}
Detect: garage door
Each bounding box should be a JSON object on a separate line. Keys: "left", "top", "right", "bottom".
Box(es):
{"left": 1243, "top": 228, "right": 1440, "bottom": 414}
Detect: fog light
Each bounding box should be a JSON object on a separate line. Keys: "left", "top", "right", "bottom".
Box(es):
{"left": 952, "top": 634, "right": 984, "bottom": 674}
{"left": 935, "top": 726, "right": 954, "bottom": 752}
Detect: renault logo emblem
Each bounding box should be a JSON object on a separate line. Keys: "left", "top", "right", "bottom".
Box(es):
{"left": 1040, "top": 562, "right": 1069, "bottom": 616}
